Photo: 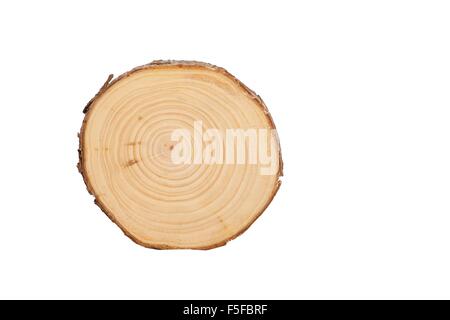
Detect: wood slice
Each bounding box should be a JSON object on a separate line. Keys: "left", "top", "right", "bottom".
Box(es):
{"left": 78, "top": 60, "right": 283, "bottom": 249}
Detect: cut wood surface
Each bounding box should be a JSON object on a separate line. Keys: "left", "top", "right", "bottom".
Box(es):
{"left": 78, "top": 60, "right": 283, "bottom": 249}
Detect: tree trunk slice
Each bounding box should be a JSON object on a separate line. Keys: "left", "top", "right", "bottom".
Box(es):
{"left": 78, "top": 60, "right": 283, "bottom": 249}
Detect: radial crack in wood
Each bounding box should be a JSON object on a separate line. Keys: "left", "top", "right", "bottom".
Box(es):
{"left": 78, "top": 60, "right": 283, "bottom": 249}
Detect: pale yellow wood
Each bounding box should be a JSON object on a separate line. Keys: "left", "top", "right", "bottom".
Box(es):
{"left": 79, "top": 61, "right": 282, "bottom": 249}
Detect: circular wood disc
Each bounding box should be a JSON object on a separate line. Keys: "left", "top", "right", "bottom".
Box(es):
{"left": 78, "top": 60, "right": 283, "bottom": 249}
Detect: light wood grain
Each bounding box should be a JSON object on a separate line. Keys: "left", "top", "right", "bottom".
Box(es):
{"left": 78, "top": 60, "right": 282, "bottom": 249}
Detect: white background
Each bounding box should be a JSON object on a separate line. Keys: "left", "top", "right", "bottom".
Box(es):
{"left": 1, "top": 0, "right": 450, "bottom": 299}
